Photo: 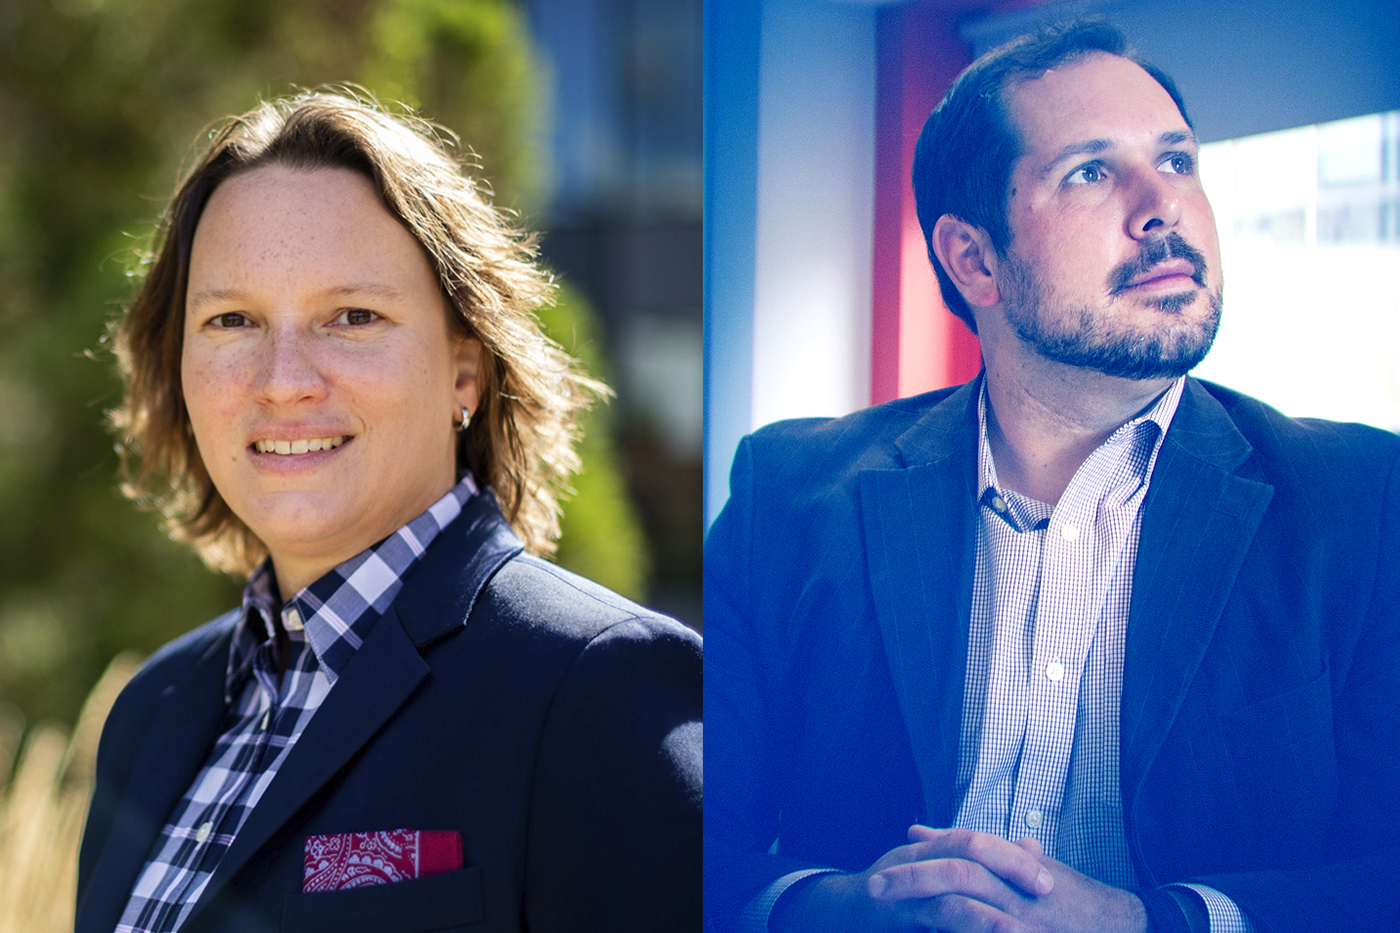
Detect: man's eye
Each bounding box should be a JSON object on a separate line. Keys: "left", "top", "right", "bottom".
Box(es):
{"left": 1066, "top": 163, "right": 1104, "bottom": 185}
{"left": 213, "top": 312, "right": 250, "bottom": 328}
{"left": 335, "top": 308, "right": 378, "bottom": 326}
{"left": 1161, "top": 153, "right": 1194, "bottom": 175}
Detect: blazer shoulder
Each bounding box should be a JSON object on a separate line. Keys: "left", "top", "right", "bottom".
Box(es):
{"left": 1195, "top": 378, "right": 1400, "bottom": 479}
{"left": 476, "top": 552, "right": 700, "bottom": 652}
{"left": 114, "top": 609, "right": 240, "bottom": 708}
{"left": 737, "top": 382, "right": 973, "bottom": 498}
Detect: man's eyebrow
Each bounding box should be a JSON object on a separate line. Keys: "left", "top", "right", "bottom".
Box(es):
{"left": 1038, "top": 138, "right": 1112, "bottom": 178}
{"left": 1037, "top": 129, "right": 1197, "bottom": 179}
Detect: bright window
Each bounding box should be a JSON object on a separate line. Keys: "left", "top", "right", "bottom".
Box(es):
{"left": 1194, "top": 111, "right": 1400, "bottom": 431}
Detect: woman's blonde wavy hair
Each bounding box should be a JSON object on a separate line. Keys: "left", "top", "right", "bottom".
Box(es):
{"left": 109, "top": 89, "right": 605, "bottom": 575}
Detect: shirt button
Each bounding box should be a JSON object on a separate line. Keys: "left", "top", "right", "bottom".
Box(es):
{"left": 990, "top": 495, "right": 1007, "bottom": 513}
{"left": 1025, "top": 809, "right": 1043, "bottom": 829}
{"left": 1045, "top": 659, "right": 1065, "bottom": 682}
{"left": 284, "top": 607, "right": 304, "bottom": 631}
{"left": 1059, "top": 523, "right": 1080, "bottom": 542}
{"left": 196, "top": 822, "right": 212, "bottom": 844}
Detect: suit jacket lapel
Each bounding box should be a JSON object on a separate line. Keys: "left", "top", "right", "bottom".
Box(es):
{"left": 1121, "top": 379, "right": 1274, "bottom": 816}
{"left": 859, "top": 382, "right": 980, "bottom": 824}
{"left": 184, "top": 493, "right": 524, "bottom": 924}
{"left": 186, "top": 606, "right": 431, "bottom": 924}
{"left": 78, "top": 618, "right": 235, "bottom": 933}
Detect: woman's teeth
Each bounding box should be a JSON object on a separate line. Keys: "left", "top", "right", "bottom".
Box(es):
{"left": 254, "top": 436, "right": 346, "bottom": 455}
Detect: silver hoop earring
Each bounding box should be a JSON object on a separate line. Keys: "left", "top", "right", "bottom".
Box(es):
{"left": 457, "top": 406, "right": 472, "bottom": 432}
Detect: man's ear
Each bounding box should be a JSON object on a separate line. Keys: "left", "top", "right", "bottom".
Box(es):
{"left": 931, "top": 214, "right": 1002, "bottom": 308}
{"left": 453, "top": 336, "right": 483, "bottom": 416}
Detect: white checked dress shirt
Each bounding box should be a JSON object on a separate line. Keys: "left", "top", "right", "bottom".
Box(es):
{"left": 748, "top": 379, "right": 1255, "bottom": 932}
{"left": 114, "top": 475, "right": 478, "bottom": 933}
{"left": 958, "top": 378, "right": 1249, "bottom": 931}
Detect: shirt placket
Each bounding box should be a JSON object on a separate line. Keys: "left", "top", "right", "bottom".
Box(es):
{"left": 1012, "top": 492, "right": 1097, "bottom": 849}
{"left": 185, "top": 642, "right": 288, "bottom": 902}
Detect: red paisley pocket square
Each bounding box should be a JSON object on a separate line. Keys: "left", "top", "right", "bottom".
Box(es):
{"left": 302, "top": 829, "right": 463, "bottom": 892}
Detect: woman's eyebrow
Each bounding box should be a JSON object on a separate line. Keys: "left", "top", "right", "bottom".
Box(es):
{"left": 187, "top": 282, "right": 407, "bottom": 312}
{"left": 317, "top": 282, "right": 407, "bottom": 303}
{"left": 187, "top": 286, "right": 253, "bottom": 313}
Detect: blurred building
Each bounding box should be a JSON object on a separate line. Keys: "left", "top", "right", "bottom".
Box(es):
{"left": 522, "top": 0, "right": 703, "bottom": 624}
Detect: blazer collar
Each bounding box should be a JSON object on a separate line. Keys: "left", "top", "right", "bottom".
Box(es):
{"left": 185, "top": 493, "right": 524, "bottom": 925}
{"left": 858, "top": 375, "right": 1274, "bottom": 832}
{"left": 85, "top": 493, "right": 524, "bottom": 932}
{"left": 1121, "top": 377, "right": 1273, "bottom": 853}
{"left": 859, "top": 378, "right": 981, "bottom": 824}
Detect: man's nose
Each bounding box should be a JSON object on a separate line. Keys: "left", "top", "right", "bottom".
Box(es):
{"left": 1126, "top": 169, "right": 1183, "bottom": 239}
{"left": 253, "top": 327, "right": 328, "bottom": 405}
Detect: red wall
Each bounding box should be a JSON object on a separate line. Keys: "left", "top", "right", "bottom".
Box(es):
{"left": 871, "top": 1, "right": 986, "bottom": 403}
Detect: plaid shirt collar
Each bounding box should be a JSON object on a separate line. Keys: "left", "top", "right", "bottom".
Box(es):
{"left": 974, "top": 375, "right": 1185, "bottom": 529}
{"left": 226, "top": 473, "right": 480, "bottom": 701}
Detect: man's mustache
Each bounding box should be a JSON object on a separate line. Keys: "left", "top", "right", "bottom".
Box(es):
{"left": 1107, "top": 232, "right": 1208, "bottom": 296}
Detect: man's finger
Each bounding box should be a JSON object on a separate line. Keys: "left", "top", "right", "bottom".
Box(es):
{"left": 868, "top": 855, "right": 1028, "bottom": 911}
{"left": 911, "top": 893, "right": 1033, "bottom": 933}
{"left": 905, "top": 825, "right": 1054, "bottom": 896}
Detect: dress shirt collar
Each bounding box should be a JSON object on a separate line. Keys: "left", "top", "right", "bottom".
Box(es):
{"left": 975, "top": 376, "right": 1186, "bottom": 529}
{"left": 227, "top": 473, "right": 480, "bottom": 701}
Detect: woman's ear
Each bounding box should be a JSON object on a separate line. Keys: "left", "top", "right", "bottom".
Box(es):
{"left": 453, "top": 336, "right": 483, "bottom": 416}
{"left": 931, "top": 214, "right": 1002, "bottom": 309}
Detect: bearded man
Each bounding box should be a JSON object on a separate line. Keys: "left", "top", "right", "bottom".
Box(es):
{"left": 705, "top": 21, "right": 1397, "bottom": 933}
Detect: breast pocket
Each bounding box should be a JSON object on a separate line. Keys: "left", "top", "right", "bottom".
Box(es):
{"left": 281, "top": 866, "right": 484, "bottom": 933}
{"left": 1222, "top": 668, "right": 1338, "bottom": 851}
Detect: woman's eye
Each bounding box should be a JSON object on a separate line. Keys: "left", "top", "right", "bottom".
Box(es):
{"left": 213, "top": 312, "right": 250, "bottom": 328}
{"left": 336, "top": 308, "right": 378, "bottom": 326}
{"left": 1066, "top": 163, "right": 1104, "bottom": 185}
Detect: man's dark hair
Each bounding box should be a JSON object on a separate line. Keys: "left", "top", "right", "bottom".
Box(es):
{"left": 912, "top": 20, "right": 1193, "bottom": 333}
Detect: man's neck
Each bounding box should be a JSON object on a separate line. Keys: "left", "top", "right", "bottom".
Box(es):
{"left": 982, "top": 350, "right": 1176, "bottom": 505}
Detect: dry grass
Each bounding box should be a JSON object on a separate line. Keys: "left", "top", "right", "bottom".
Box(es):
{"left": 0, "top": 654, "right": 139, "bottom": 933}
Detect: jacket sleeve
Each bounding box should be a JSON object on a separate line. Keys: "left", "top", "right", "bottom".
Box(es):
{"left": 704, "top": 436, "right": 834, "bottom": 933}
{"left": 524, "top": 613, "right": 703, "bottom": 932}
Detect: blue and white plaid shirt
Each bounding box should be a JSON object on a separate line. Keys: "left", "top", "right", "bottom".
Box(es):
{"left": 115, "top": 475, "right": 479, "bottom": 933}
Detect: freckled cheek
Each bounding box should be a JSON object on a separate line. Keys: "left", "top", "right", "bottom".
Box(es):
{"left": 182, "top": 351, "right": 247, "bottom": 416}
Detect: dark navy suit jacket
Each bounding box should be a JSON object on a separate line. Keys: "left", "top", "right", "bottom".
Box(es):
{"left": 704, "top": 376, "right": 1400, "bottom": 933}
{"left": 78, "top": 493, "right": 702, "bottom": 933}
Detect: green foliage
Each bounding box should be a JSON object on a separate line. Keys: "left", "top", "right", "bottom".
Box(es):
{"left": 538, "top": 284, "right": 650, "bottom": 601}
{"left": 0, "top": 0, "right": 646, "bottom": 727}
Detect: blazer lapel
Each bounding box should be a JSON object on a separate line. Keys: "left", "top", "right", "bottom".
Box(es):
{"left": 184, "top": 493, "right": 524, "bottom": 924}
{"left": 859, "top": 382, "right": 980, "bottom": 824}
{"left": 186, "top": 606, "right": 431, "bottom": 924}
{"left": 1121, "top": 379, "right": 1274, "bottom": 820}
{"left": 78, "top": 617, "right": 236, "bottom": 933}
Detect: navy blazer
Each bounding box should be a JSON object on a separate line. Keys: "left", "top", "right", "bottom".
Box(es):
{"left": 704, "top": 376, "right": 1400, "bottom": 933}
{"left": 78, "top": 493, "right": 702, "bottom": 933}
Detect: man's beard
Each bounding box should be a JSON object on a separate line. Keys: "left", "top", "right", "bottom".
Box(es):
{"left": 1000, "top": 232, "right": 1223, "bottom": 380}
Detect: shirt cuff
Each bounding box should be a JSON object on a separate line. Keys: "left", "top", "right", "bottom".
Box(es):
{"left": 738, "top": 868, "right": 840, "bottom": 933}
{"left": 1172, "top": 883, "right": 1258, "bottom": 933}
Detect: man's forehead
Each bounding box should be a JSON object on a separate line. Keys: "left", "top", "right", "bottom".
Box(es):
{"left": 1006, "top": 52, "right": 1189, "bottom": 157}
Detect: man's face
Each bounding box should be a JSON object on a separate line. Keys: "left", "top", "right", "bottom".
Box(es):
{"left": 996, "top": 53, "right": 1223, "bottom": 379}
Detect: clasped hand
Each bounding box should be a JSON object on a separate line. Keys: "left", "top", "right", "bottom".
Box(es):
{"left": 778, "top": 826, "right": 1147, "bottom": 933}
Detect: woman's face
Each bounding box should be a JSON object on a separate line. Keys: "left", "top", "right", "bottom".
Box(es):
{"left": 182, "top": 165, "right": 480, "bottom": 596}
